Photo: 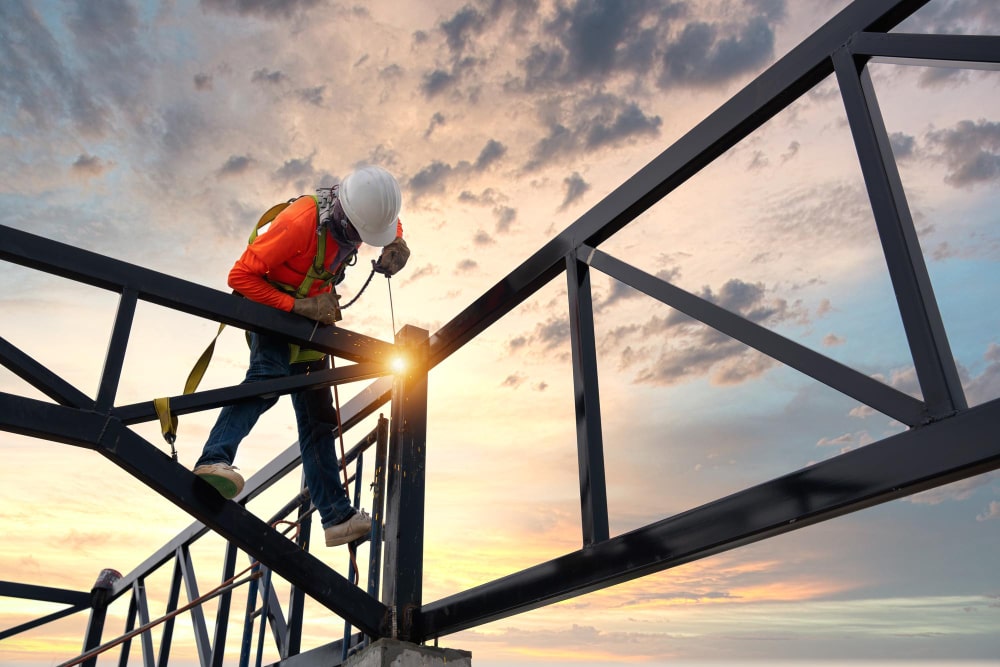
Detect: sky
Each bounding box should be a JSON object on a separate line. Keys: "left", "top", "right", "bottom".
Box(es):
{"left": 1, "top": 0, "right": 999, "bottom": 665}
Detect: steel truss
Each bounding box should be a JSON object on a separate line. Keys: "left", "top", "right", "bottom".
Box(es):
{"left": 2, "top": 0, "right": 999, "bottom": 663}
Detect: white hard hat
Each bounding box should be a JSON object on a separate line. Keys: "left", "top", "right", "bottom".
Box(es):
{"left": 339, "top": 165, "right": 402, "bottom": 247}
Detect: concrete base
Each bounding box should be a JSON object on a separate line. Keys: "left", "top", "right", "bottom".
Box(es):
{"left": 344, "top": 639, "right": 471, "bottom": 667}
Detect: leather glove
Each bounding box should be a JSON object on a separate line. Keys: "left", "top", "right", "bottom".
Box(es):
{"left": 291, "top": 291, "right": 341, "bottom": 325}
{"left": 374, "top": 237, "right": 410, "bottom": 276}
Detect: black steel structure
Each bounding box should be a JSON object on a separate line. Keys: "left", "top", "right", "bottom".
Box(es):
{"left": 2, "top": 0, "right": 999, "bottom": 663}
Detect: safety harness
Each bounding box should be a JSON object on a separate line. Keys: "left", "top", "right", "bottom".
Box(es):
{"left": 153, "top": 194, "right": 369, "bottom": 451}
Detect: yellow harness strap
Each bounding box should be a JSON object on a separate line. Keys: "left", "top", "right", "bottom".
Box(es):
{"left": 154, "top": 197, "right": 331, "bottom": 447}
{"left": 154, "top": 321, "right": 228, "bottom": 445}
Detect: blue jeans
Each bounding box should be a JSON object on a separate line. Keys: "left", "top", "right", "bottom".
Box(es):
{"left": 196, "top": 332, "right": 355, "bottom": 528}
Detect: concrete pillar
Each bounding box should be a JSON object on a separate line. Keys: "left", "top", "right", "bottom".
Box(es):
{"left": 344, "top": 639, "right": 471, "bottom": 667}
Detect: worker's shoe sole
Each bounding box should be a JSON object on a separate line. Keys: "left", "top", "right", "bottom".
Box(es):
{"left": 193, "top": 464, "right": 245, "bottom": 499}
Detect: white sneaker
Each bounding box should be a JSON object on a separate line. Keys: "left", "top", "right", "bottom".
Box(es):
{"left": 325, "top": 510, "right": 373, "bottom": 547}
{"left": 193, "top": 463, "right": 245, "bottom": 499}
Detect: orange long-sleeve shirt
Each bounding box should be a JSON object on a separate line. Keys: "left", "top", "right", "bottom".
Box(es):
{"left": 228, "top": 196, "right": 402, "bottom": 311}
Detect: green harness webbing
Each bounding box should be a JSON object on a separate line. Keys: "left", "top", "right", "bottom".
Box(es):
{"left": 154, "top": 196, "right": 344, "bottom": 449}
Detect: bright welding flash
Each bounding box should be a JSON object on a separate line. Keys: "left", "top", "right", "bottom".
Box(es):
{"left": 390, "top": 355, "right": 407, "bottom": 374}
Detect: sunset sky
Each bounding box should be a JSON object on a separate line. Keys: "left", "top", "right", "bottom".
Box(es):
{"left": 1, "top": 0, "right": 998, "bottom": 665}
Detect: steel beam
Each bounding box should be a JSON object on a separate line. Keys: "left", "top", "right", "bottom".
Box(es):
{"left": 0, "top": 224, "right": 395, "bottom": 365}
{"left": 426, "top": 0, "right": 932, "bottom": 370}
{"left": 0, "top": 392, "right": 388, "bottom": 637}
{"left": 95, "top": 288, "right": 137, "bottom": 412}
{"left": 0, "top": 582, "right": 90, "bottom": 642}
{"left": 0, "top": 336, "right": 91, "bottom": 407}
{"left": 852, "top": 32, "right": 1000, "bottom": 70}
{"left": 581, "top": 246, "right": 928, "bottom": 426}
{"left": 418, "top": 397, "right": 1000, "bottom": 639}
{"left": 565, "top": 254, "right": 610, "bottom": 546}
{"left": 113, "top": 362, "right": 388, "bottom": 425}
{"left": 834, "top": 48, "right": 967, "bottom": 419}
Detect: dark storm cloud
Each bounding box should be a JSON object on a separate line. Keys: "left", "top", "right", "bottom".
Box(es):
{"left": 428, "top": 0, "right": 783, "bottom": 102}
{"left": 200, "top": 0, "right": 323, "bottom": 20}
{"left": 424, "top": 112, "right": 446, "bottom": 138}
{"left": 560, "top": 172, "right": 590, "bottom": 209}
{"left": 659, "top": 16, "right": 775, "bottom": 88}
{"left": 409, "top": 161, "right": 455, "bottom": 197}
{"left": 526, "top": 95, "right": 661, "bottom": 170}
{"left": 421, "top": 69, "right": 456, "bottom": 97}
{"left": 0, "top": 1, "right": 109, "bottom": 135}
{"left": 408, "top": 140, "right": 508, "bottom": 198}
{"left": 441, "top": 4, "right": 488, "bottom": 54}
{"left": 273, "top": 155, "right": 316, "bottom": 187}
{"left": 475, "top": 139, "right": 507, "bottom": 169}
{"left": 218, "top": 155, "right": 256, "bottom": 177}
{"left": 925, "top": 119, "right": 1000, "bottom": 187}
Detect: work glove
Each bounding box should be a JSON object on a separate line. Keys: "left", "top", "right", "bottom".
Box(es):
{"left": 374, "top": 237, "right": 410, "bottom": 276}
{"left": 291, "top": 291, "right": 341, "bottom": 325}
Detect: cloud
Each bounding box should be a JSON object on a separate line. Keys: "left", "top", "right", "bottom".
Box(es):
{"left": 424, "top": 112, "right": 446, "bottom": 138}
{"left": 501, "top": 373, "right": 525, "bottom": 388}
{"left": 495, "top": 206, "right": 517, "bottom": 234}
{"left": 907, "top": 472, "right": 999, "bottom": 506}
{"left": 658, "top": 16, "right": 775, "bottom": 88}
{"left": 822, "top": 333, "right": 845, "bottom": 347}
{"left": 71, "top": 153, "right": 110, "bottom": 179}
{"left": 475, "top": 139, "right": 507, "bottom": 170}
{"left": 456, "top": 259, "right": 478, "bottom": 273}
{"left": 976, "top": 501, "right": 1000, "bottom": 522}
{"left": 297, "top": 85, "right": 326, "bottom": 106}
{"left": 526, "top": 94, "right": 662, "bottom": 170}
{"left": 0, "top": 1, "right": 109, "bottom": 135}
{"left": 560, "top": 172, "right": 590, "bottom": 210}
{"left": 194, "top": 73, "right": 214, "bottom": 91}
{"left": 200, "top": 0, "right": 323, "bottom": 20}
{"left": 925, "top": 119, "right": 1000, "bottom": 187}
{"left": 508, "top": 316, "right": 571, "bottom": 356}
{"left": 408, "top": 140, "right": 509, "bottom": 199}
{"left": 964, "top": 342, "right": 1000, "bottom": 406}
{"left": 889, "top": 132, "right": 916, "bottom": 160}
{"left": 218, "top": 154, "right": 255, "bottom": 177}
{"left": 252, "top": 68, "right": 288, "bottom": 85}
{"left": 473, "top": 229, "right": 494, "bottom": 246}
{"left": 273, "top": 155, "right": 316, "bottom": 187}
{"left": 611, "top": 278, "right": 807, "bottom": 387}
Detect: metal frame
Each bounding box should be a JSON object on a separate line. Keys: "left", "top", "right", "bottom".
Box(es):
{"left": 3, "top": 0, "right": 999, "bottom": 663}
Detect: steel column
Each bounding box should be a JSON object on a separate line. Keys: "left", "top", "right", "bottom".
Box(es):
{"left": 565, "top": 253, "right": 610, "bottom": 546}
{"left": 381, "top": 326, "right": 430, "bottom": 641}
{"left": 833, "top": 47, "right": 967, "bottom": 419}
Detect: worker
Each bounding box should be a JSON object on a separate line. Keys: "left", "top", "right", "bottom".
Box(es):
{"left": 192, "top": 165, "right": 410, "bottom": 547}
